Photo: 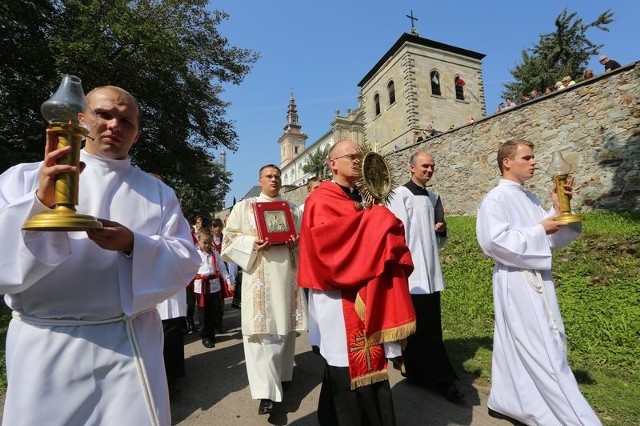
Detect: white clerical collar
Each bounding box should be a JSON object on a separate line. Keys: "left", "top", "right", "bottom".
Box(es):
{"left": 81, "top": 149, "right": 132, "bottom": 171}
{"left": 498, "top": 179, "right": 525, "bottom": 191}
{"left": 258, "top": 192, "right": 281, "bottom": 201}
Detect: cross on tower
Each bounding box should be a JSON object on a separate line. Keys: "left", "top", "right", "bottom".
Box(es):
{"left": 406, "top": 10, "right": 419, "bottom": 34}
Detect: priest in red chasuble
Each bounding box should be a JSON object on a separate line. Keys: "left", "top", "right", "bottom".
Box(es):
{"left": 298, "top": 140, "right": 416, "bottom": 426}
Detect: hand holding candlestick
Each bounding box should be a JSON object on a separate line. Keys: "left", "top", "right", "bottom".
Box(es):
{"left": 23, "top": 74, "right": 103, "bottom": 231}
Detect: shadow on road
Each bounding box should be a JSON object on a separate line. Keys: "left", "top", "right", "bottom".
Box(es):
{"left": 170, "top": 308, "right": 248, "bottom": 424}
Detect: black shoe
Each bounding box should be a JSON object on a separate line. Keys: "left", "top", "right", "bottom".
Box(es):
{"left": 258, "top": 399, "right": 274, "bottom": 415}
{"left": 390, "top": 356, "right": 406, "bottom": 377}
{"left": 186, "top": 318, "right": 195, "bottom": 333}
{"left": 488, "top": 408, "right": 527, "bottom": 425}
{"left": 311, "top": 345, "right": 320, "bottom": 355}
{"left": 202, "top": 338, "right": 215, "bottom": 348}
{"left": 437, "top": 382, "right": 465, "bottom": 403}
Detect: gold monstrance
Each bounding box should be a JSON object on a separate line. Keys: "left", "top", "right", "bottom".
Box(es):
{"left": 547, "top": 150, "right": 582, "bottom": 223}
{"left": 22, "top": 75, "right": 103, "bottom": 231}
{"left": 354, "top": 143, "right": 395, "bottom": 208}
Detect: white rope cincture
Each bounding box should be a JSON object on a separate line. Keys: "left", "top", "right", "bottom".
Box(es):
{"left": 125, "top": 310, "right": 161, "bottom": 426}
{"left": 523, "top": 269, "right": 566, "bottom": 354}
{"left": 13, "top": 308, "right": 161, "bottom": 426}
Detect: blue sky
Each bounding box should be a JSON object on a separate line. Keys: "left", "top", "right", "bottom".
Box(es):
{"left": 211, "top": 1, "right": 637, "bottom": 208}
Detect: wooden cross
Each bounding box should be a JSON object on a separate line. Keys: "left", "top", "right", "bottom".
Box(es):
{"left": 350, "top": 329, "right": 373, "bottom": 371}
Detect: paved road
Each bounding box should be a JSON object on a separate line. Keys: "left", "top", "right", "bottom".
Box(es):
{"left": 171, "top": 303, "right": 508, "bottom": 426}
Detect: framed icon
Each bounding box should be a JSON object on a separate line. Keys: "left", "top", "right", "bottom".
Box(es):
{"left": 252, "top": 201, "right": 297, "bottom": 244}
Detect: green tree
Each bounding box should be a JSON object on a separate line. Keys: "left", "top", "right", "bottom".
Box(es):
{"left": 0, "top": 1, "right": 60, "bottom": 171}
{"left": 302, "top": 146, "right": 329, "bottom": 179}
{"left": 503, "top": 8, "right": 613, "bottom": 102}
{"left": 0, "top": 0, "right": 259, "bottom": 218}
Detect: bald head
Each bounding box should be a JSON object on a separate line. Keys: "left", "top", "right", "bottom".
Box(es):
{"left": 84, "top": 86, "right": 141, "bottom": 159}
{"left": 86, "top": 86, "right": 141, "bottom": 126}
{"left": 328, "top": 140, "right": 360, "bottom": 186}
{"left": 409, "top": 151, "right": 436, "bottom": 186}
{"left": 327, "top": 140, "right": 356, "bottom": 160}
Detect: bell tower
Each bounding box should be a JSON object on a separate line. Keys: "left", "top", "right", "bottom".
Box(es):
{"left": 279, "top": 91, "right": 307, "bottom": 168}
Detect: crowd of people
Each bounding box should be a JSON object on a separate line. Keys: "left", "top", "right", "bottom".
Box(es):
{"left": 0, "top": 82, "right": 604, "bottom": 425}
{"left": 495, "top": 53, "right": 622, "bottom": 113}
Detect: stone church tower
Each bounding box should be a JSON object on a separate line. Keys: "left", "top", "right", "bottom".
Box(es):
{"left": 278, "top": 15, "right": 487, "bottom": 185}
{"left": 358, "top": 26, "right": 486, "bottom": 153}
{"left": 278, "top": 92, "right": 307, "bottom": 168}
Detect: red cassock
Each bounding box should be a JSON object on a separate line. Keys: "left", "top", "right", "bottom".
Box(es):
{"left": 298, "top": 182, "right": 416, "bottom": 388}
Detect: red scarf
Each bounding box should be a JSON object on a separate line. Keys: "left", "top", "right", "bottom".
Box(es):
{"left": 298, "top": 182, "right": 416, "bottom": 388}
{"left": 195, "top": 252, "right": 219, "bottom": 307}
{"left": 212, "top": 236, "right": 222, "bottom": 253}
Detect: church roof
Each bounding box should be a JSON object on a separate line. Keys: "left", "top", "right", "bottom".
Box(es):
{"left": 241, "top": 185, "right": 298, "bottom": 201}
{"left": 241, "top": 186, "right": 262, "bottom": 200}
{"left": 358, "top": 32, "right": 486, "bottom": 88}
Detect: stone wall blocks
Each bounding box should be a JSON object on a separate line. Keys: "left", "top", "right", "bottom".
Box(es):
{"left": 277, "top": 65, "right": 639, "bottom": 214}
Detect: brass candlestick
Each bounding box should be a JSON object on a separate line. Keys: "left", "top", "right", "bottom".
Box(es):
{"left": 548, "top": 150, "right": 582, "bottom": 223}
{"left": 23, "top": 75, "right": 103, "bottom": 231}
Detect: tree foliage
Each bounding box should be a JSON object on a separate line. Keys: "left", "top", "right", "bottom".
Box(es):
{"left": 0, "top": 0, "right": 259, "bottom": 219}
{"left": 302, "top": 146, "right": 330, "bottom": 179}
{"left": 503, "top": 8, "right": 613, "bottom": 102}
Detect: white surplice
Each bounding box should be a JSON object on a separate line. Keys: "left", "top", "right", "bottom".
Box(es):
{"left": 476, "top": 179, "right": 601, "bottom": 426}
{"left": 386, "top": 185, "right": 445, "bottom": 294}
{"left": 221, "top": 193, "right": 307, "bottom": 401}
{"left": 0, "top": 150, "right": 200, "bottom": 426}
{"left": 157, "top": 290, "right": 187, "bottom": 321}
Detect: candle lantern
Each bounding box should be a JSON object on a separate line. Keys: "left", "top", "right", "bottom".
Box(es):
{"left": 547, "top": 150, "right": 582, "bottom": 223}
{"left": 23, "top": 74, "right": 103, "bottom": 231}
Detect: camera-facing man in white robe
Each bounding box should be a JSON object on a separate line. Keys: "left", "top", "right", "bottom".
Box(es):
{"left": 0, "top": 85, "right": 200, "bottom": 426}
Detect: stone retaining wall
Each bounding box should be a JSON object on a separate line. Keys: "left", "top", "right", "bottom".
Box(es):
{"left": 285, "top": 62, "right": 640, "bottom": 216}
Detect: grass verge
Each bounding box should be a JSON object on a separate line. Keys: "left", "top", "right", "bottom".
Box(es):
{"left": 0, "top": 212, "right": 637, "bottom": 424}
{"left": 441, "top": 211, "right": 640, "bottom": 425}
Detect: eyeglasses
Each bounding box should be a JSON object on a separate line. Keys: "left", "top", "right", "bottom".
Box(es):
{"left": 331, "top": 153, "right": 360, "bottom": 162}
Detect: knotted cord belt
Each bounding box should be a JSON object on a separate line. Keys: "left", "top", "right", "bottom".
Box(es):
{"left": 12, "top": 307, "right": 161, "bottom": 426}
{"left": 524, "top": 269, "right": 566, "bottom": 353}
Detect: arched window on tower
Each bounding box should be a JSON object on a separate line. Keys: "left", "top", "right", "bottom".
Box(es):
{"left": 387, "top": 80, "right": 396, "bottom": 105}
{"left": 430, "top": 71, "right": 441, "bottom": 96}
{"left": 373, "top": 93, "right": 381, "bottom": 116}
{"left": 455, "top": 76, "right": 466, "bottom": 100}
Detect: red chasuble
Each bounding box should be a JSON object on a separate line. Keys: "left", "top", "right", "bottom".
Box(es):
{"left": 298, "top": 182, "right": 416, "bottom": 388}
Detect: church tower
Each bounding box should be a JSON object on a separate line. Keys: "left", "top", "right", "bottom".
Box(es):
{"left": 279, "top": 92, "right": 307, "bottom": 168}
{"left": 357, "top": 12, "right": 486, "bottom": 153}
